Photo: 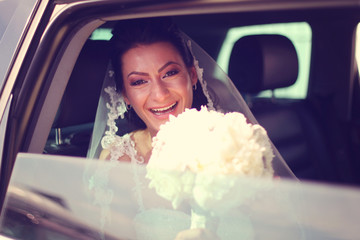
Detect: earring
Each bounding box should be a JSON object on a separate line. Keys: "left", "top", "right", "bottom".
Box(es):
{"left": 126, "top": 104, "right": 132, "bottom": 111}
{"left": 193, "top": 84, "right": 197, "bottom": 91}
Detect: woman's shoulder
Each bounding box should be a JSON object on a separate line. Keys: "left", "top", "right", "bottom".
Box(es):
{"left": 100, "top": 129, "right": 152, "bottom": 159}
{"left": 99, "top": 132, "right": 135, "bottom": 161}
{"left": 99, "top": 129, "right": 151, "bottom": 162}
{"left": 99, "top": 148, "right": 111, "bottom": 160}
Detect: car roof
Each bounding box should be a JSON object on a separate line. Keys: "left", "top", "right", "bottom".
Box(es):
{"left": 52, "top": 0, "right": 360, "bottom": 9}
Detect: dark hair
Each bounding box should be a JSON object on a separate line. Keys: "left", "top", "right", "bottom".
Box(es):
{"left": 110, "top": 17, "right": 207, "bottom": 130}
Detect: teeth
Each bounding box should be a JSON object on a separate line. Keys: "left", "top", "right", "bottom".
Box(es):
{"left": 152, "top": 102, "right": 177, "bottom": 112}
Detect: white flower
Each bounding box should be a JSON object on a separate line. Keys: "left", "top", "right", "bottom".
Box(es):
{"left": 147, "top": 169, "right": 185, "bottom": 209}
{"left": 146, "top": 106, "right": 274, "bottom": 213}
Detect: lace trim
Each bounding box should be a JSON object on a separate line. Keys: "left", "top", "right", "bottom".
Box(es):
{"left": 187, "top": 40, "right": 216, "bottom": 111}
{"left": 99, "top": 80, "right": 146, "bottom": 213}
{"left": 88, "top": 155, "right": 118, "bottom": 239}
{"left": 89, "top": 133, "right": 146, "bottom": 238}
{"left": 108, "top": 134, "right": 146, "bottom": 213}
{"left": 101, "top": 85, "right": 127, "bottom": 150}
{"left": 128, "top": 135, "right": 146, "bottom": 213}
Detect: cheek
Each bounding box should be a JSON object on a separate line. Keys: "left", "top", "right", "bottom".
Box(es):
{"left": 186, "top": 88, "right": 194, "bottom": 107}
{"left": 175, "top": 75, "right": 194, "bottom": 106}
{"left": 124, "top": 88, "right": 147, "bottom": 109}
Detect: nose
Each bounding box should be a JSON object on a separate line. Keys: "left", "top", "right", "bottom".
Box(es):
{"left": 151, "top": 79, "right": 170, "bottom": 101}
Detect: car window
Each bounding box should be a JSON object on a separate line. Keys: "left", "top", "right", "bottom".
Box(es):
{"left": 43, "top": 21, "right": 313, "bottom": 159}
{"left": 0, "top": 0, "right": 38, "bottom": 90}
{"left": 89, "top": 28, "right": 112, "bottom": 41}
{"left": 217, "top": 22, "right": 312, "bottom": 99}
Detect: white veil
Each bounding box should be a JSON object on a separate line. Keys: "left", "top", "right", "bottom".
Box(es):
{"left": 86, "top": 30, "right": 295, "bottom": 179}
{"left": 86, "top": 64, "right": 127, "bottom": 160}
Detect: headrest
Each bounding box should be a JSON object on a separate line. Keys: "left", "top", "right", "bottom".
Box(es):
{"left": 228, "top": 34, "right": 299, "bottom": 94}
{"left": 53, "top": 40, "right": 111, "bottom": 128}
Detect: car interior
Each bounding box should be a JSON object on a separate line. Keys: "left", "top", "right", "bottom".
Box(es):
{"left": 228, "top": 34, "right": 336, "bottom": 182}
{"left": 39, "top": 10, "right": 360, "bottom": 186}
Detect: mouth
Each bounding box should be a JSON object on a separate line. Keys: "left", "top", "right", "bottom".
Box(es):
{"left": 150, "top": 102, "right": 178, "bottom": 116}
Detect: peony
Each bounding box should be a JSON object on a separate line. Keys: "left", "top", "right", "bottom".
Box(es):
{"left": 146, "top": 106, "right": 274, "bottom": 214}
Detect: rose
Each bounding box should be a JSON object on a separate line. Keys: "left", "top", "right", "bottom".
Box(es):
{"left": 147, "top": 168, "right": 196, "bottom": 209}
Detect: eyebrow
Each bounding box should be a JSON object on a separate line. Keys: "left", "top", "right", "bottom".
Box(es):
{"left": 127, "top": 71, "right": 149, "bottom": 79}
{"left": 126, "top": 61, "right": 181, "bottom": 79}
{"left": 158, "top": 61, "right": 181, "bottom": 73}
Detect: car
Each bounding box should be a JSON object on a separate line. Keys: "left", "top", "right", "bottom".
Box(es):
{"left": 0, "top": 0, "right": 360, "bottom": 239}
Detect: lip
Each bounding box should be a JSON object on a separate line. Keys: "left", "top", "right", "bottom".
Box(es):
{"left": 149, "top": 102, "right": 178, "bottom": 117}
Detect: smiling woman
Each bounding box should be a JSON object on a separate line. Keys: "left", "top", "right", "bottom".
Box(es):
{"left": 97, "top": 18, "right": 205, "bottom": 163}
{"left": 120, "top": 42, "right": 197, "bottom": 138}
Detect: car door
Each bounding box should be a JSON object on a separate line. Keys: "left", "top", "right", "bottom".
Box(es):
{"left": 1, "top": 0, "right": 360, "bottom": 239}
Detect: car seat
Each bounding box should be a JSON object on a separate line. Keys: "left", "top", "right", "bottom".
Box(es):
{"left": 228, "top": 34, "right": 337, "bottom": 182}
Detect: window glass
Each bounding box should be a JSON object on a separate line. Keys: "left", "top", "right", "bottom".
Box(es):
{"left": 2, "top": 153, "right": 360, "bottom": 239}
{"left": 0, "top": 1, "right": 17, "bottom": 41}
{"left": 0, "top": 0, "right": 38, "bottom": 90}
{"left": 89, "top": 28, "right": 112, "bottom": 40}
{"left": 217, "top": 22, "right": 312, "bottom": 99}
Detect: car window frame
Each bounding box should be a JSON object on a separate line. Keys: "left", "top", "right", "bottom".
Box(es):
{"left": 26, "top": 20, "right": 104, "bottom": 154}
{"left": 0, "top": 95, "right": 12, "bottom": 180}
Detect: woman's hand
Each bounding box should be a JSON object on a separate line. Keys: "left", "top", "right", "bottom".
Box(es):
{"left": 174, "top": 228, "right": 220, "bottom": 240}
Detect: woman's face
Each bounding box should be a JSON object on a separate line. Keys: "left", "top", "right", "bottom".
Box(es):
{"left": 121, "top": 42, "right": 197, "bottom": 137}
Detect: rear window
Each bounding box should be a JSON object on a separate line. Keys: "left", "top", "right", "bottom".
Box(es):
{"left": 217, "top": 22, "right": 312, "bottom": 99}
{"left": 90, "top": 28, "right": 112, "bottom": 40}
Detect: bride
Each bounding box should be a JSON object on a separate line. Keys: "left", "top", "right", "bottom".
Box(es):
{"left": 99, "top": 18, "right": 207, "bottom": 164}
{"left": 86, "top": 17, "right": 297, "bottom": 240}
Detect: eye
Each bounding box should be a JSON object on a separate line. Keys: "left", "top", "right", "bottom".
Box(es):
{"left": 163, "top": 69, "right": 179, "bottom": 79}
{"left": 130, "top": 79, "right": 147, "bottom": 86}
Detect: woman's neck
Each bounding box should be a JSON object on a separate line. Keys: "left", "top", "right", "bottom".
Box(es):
{"left": 133, "top": 129, "right": 153, "bottom": 163}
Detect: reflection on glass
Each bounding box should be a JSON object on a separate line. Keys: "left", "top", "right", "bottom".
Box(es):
{"left": 0, "top": 154, "right": 360, "bottom": 239}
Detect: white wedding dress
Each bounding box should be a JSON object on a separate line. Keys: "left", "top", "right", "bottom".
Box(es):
{"left": 108, "top": 133, "right": 254, "bottom": 240}
{"left": 87, "top": 131, "right": 302, "bottom": 240}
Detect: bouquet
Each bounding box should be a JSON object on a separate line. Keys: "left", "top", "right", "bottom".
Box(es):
{"left": 146, "top": 106, "right": 274, "bottom": 229}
